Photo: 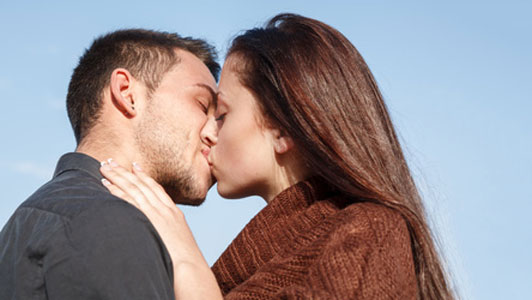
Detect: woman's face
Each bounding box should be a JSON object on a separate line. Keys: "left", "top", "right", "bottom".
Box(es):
{"left": 208, "top": 56, "right": 277, "bottom": 199}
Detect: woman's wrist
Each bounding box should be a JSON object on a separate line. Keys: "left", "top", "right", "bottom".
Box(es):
{"left": 173, "top": 261, "right": 223, "bottom": 300}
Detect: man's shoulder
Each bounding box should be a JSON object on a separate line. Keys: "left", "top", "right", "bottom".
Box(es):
{"left": 0, "top": 172, "right": 174, "bottom": 300}
{"left": 19, "top": 169, "right": 121, "bottom": 219}
{"left": 2, "top": 169, "right": 156, "bottom": 254}
{"left": 4, "top": 168, "right": 151, "bottom": 244}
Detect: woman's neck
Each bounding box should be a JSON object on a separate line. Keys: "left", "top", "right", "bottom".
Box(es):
{"left": 262, "top": 152, "right": 311, "bottom": 203}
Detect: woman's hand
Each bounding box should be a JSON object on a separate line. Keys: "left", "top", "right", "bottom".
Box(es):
{"left": 99, "top": 159, "right": 222, "bottom": 300}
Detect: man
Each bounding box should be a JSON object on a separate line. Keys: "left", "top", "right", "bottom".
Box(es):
{"left": 0, "top": 29, "right": 219, "bottom": 299}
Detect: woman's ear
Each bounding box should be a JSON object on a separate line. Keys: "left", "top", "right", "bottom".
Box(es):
{"left": 272, "top": 128, "right": 294, "bottom": 154}
{"left": 110, "top": 68, "right": 137, "bottom": 118}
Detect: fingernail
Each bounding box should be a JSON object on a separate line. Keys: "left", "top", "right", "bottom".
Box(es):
{"left": 132, "top": 162, "right": 142, "bottom": 171}
{"left": 101, "top": 178, "right": 111, "bottom": 186}
{"left": 108, "top": 158, "right": 118, "bottom": 167}
{"left": 100, "top": 161, "right": 111, "bottom": 171}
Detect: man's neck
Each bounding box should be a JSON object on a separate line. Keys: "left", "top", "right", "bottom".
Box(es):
{"left": 76, "top": 136, "right": 136, "bottom": 173}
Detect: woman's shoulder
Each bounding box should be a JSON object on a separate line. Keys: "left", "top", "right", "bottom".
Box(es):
{"left": 347, "top": 201, "right": 406, "bottom": 225}
{"left": 323, "top": 199, "right": 411, "bottom": 247}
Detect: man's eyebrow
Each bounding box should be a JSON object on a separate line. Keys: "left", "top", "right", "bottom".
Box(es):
{"left": 193, "top": 83, "right": 218, "bottom": 107}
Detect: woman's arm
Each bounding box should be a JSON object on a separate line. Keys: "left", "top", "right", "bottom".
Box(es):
{"left": 99, "top": 160, "right": 223, "bottom": 300}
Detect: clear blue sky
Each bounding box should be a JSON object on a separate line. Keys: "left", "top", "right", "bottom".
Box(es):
{"left": 1, "top": 1, "right": 530, "bottom": 299}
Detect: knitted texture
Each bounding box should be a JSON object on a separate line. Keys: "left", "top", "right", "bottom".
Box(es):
{"left": 211, "top": 178, "right": 418, "bottom": 299}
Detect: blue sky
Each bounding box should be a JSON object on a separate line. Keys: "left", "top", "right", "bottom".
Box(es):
{"left": 1, "top": 1, "right": 531, "bottom": 299}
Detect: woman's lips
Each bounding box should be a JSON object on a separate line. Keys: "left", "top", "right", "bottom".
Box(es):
{"left": 206, "top": 151, "right": 217, "bottom": 181}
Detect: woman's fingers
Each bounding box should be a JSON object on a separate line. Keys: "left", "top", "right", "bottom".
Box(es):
{"left": 101, "top": 178, "right": 139, "bottom": 208}
{"left": 132, "top": 163, "right": 176, "bottom": 208}
{"left": 100, "top": 159, "right": 158, "bottom": 210}
{"left": 99, "top": 159, "right": 179, "bottom": 220}
{"left": 100, "top": 160, "right": 213, "bottom": 296}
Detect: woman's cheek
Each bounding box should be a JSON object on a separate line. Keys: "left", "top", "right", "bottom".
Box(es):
{"left": 215, "top": 133, "right": 249, "bottom": 197}
{"left": 218, "top": 123, "right": 250, "bottom": 175}
{"left": 216, "top": 128, "right": 240, "bottom": 173}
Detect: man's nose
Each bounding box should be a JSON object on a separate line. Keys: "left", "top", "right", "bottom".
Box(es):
{"left": 200, "top": 116, "right": 218, "bottom": 146}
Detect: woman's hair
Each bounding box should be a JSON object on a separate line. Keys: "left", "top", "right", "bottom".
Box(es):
{"left": 228, "top": 13, "right": 454, "bottom": 299}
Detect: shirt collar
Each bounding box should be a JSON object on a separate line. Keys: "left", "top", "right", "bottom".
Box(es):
{"left": 53, "top": 152, "right": 104, "bottom": 181}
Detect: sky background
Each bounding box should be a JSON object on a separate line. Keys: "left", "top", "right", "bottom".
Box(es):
{"left": 1, "top": 1, "right": 531, "bottom": 299}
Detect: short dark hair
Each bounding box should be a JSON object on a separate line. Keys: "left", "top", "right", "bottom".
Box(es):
{"left": 66, "top": 29, "right": 220, "bottom": 144}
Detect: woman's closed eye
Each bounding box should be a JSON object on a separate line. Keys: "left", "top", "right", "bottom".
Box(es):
{"left": 215, "top": 113, "right": 226, "bottom": 122}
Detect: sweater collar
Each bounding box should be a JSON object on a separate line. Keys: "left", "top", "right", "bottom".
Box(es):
{"left": 258, "top": 176, "right": 335, "bottom": 223}
{"left": 212, "top": 177, "right": 339, "bottom": 294}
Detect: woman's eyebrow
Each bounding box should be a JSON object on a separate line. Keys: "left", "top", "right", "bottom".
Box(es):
{"left": 216, "top": 92, "right": 230, "bottom": 109}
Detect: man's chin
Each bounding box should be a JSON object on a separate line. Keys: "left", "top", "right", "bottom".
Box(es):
{"left": 179, "top": 176, "right": 219, "bottom": 206}
{"left": 158, "top": 181, "right": 204, "bottom": 206}
{"left": 174, "top": 196, "right": 206, "bottom": 206}
{"left": 168, "top": 188, "right": 206, "bottom": 206}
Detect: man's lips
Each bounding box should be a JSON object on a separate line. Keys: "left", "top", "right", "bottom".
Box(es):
{"left": 201, "top": 148, "right": 216, "bottom": 183}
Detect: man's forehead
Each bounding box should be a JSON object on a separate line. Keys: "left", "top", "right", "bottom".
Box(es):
{"left": 193, "top": 83, "right": 216, "bottom": 97}
{"left": 173, "top": 49, "right": 216, "bottom": 83}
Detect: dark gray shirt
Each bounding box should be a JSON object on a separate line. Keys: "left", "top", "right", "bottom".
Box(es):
{"left": 0, "top": 152, "right": 175, "bottom": 299}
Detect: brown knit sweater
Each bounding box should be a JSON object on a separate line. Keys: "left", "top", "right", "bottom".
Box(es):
{"left": 211, "top": 178, "right": 418, "bottom": 299}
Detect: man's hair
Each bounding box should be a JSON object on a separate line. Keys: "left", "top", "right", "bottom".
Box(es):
{"left": 66, "top": 29, "right": 220, "bottom": 144}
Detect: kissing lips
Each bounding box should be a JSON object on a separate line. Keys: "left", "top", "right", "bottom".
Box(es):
{"left": 200, "top": 148, "right": 217, "bottom": 184}
{"left": 201, "top": 147, "right": 212, "bottom": 166}
{"left": 201, "top": 147, "right": 210, "bottom": 158}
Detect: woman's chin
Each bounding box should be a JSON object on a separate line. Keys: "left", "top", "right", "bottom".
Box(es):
{"left": 216, "top": 182, "right": 249, "bottom": 199}
{"left": 216, "top": 184, "right": 236, "bottom": 199}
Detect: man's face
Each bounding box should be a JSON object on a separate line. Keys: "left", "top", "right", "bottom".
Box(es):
{"left": 134, "top": 49, "right": 217, "bottom": 205}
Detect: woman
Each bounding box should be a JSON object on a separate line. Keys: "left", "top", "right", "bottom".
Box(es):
{"left": 101, "top": 13, "right": 454, "bottom": 299}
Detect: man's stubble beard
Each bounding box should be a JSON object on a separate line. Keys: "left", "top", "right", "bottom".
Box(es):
{"left": 134, "top": 109, "right": 207, "bottom": 206}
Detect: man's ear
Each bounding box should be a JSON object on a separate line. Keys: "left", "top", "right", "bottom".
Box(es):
{"left": 272, "top": 128, "right": 295, "bottom": 154}
{"left": 110, "top": 68, "right": 137, "bottom": 118}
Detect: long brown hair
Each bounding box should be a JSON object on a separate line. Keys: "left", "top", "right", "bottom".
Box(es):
{"left": 228, "top": 13, "right": 454, "bottom": 299}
